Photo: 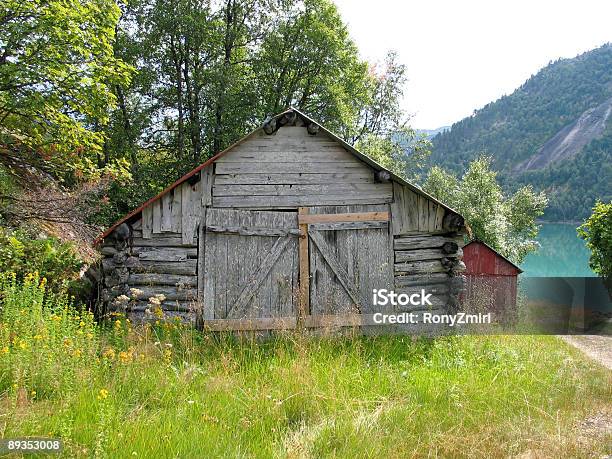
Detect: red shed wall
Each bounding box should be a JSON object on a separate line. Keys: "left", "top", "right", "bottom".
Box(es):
{"left": 463, "top": 242, "right": 519, "bottom": 276}
{"left": 462, "top": 242, "right": 520, "bottom": 314}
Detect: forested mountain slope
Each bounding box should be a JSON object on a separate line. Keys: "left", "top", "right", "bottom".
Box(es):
{"left": 430, "top": 44, "right": 612, "bottom": 221}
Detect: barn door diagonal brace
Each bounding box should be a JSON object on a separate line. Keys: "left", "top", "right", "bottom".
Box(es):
{"left": 308, "top": 230, "right": 367, "bottom": 313}
{"left": 225, "top": 236, "right": 292, "bottom": 319}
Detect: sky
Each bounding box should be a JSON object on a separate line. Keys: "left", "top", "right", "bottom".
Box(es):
{"left": 333, "top": 0, "right": 612, "bottom": 129}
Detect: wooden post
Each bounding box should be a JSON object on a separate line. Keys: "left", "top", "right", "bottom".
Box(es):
{"left": 297, "top": 207, "right": 310, "bottom": 327}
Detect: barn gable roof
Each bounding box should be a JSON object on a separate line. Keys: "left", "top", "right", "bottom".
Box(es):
{"left": 95, "top": 107, "right": 462, "bottom": 244}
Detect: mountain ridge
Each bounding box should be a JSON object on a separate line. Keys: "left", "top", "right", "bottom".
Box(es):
{"left": 429, "top": 43, "right": 612, "bottom": 221}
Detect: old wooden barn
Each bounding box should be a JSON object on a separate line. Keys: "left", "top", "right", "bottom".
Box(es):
{"left": 96, "top": 108, "right": 467, "bottom": 331}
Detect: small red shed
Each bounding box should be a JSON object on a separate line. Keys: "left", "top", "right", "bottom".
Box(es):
{"left": 462, "top": 240, "right": 523, "bottom": 314}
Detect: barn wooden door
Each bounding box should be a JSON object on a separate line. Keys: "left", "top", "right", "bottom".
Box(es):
{"left": 200, "top": 209, "right": 300, "bottom": 327}
{"left": 301, "top": 204, "right": 394, "bottom": 318}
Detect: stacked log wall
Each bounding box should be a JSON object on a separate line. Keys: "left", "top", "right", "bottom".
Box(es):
{"left": 100, "top": 177, "right": 208, "bottom": 323}
{"left": 391, "top": 183, "right": 466, "bottom": 311}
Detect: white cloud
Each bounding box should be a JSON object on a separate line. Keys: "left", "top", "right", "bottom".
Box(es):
{"left": 333, "top": 0, "right": 612, "bottom": 128}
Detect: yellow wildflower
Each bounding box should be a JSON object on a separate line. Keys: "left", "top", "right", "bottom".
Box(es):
{"left": 31, "top": 390, "right": 36, "bottom": 397}
{"left": 63, "top": 338, "right": 72, "bottom": 347}
{"left": 86, "top": 333, "right": 94, "bottom": 339}
{"left": 119, "top": 351, "right": 132, "bottom": 363}
{"left": 73, "top": 349, "right": 82, "bottom": 358}
{"left": 102, "top": 348, "right": 116, "bottom": 360}
{"left": 34, "top": 334, "right": 43, "bottom": 341}
{"left": 1, "top": 346, "right": 9, "bottom": 354}
{"left": 115, "top": 319, "right": 122, "bottom": 328}
{"left": 97, "top": 389, "right": 109, "bottom": 400}
{"left": 79, "top": 321, "right": 85, "bottom": 327}
{"left": 19, "top": 341, "right": 27, "bottom": 350}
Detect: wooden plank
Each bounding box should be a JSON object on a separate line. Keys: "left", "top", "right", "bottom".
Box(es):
{"left": 181, "top": 181, "right": 201, "bottom": 245}
{"left": 308, "top": 221, "right": 388, "bottom": 231}
{"left": 298, "top": 207, "right": 310, "bottom": 326}
{"left": 428, "top": 201, "right": 438, "bottom": 233}
{"left": 134, "top": 247, "right": 197, "bottom": 261}
{"left": 201, "top": 317, "right": 297, "bottom": 331}
{"left": 161, "top": 192, "right": 173, "bottom": 232}
{"left": 214, "top": 172, "right": 374, "bottom": 185}
{"left": 308, "top": 230, "right": 367, "bottom": 312}
{"left": 434, "top": 204, "right": 445, "bottom": 231}
{"left": 394, "top": 260, "right": 446, "bottom": 274}
{"left": 215, "top": 162, "right": 368, "bottom": 174}
{"left": 130, "top": 286, "right": 197, "bottom": 302}
{"left": 225, "top": 236, "right": 292, "bottom": 319}
{"left": 205, "top": 225, "right": 301, "bottom": 237}
{"left": 152, "top": 200, "right": 162, "bottom": 234}
{"left": 200, "top": 165, "right": 213, "bottom": 207}
{"left": 299, "top": 211, "right": 389, "bottom": 224}
{"left": 395, "top": 249, "right": 446, "bottom": 263}
{"left": 407, "top": 188, "right": 419, "bottom": 232}
{"left": 171, "top": 187, "right": 182, "bottom": 233}
{"left": 304, "top": 312, "right": 448, "bottom": 328}
{"left": 131, "top": 260, "right": 197, "bottom": 276}
{"left": 130, "top": 301, "right": 195, "bottom": 313}
{"left": 214, "top": 194, "right": 392, "bottom": 208}
{"left": 394, "top": 273, "right": 450, "bottom": 287}
{"left": 133, "top": 230, "right": 181, "bottom": 239}
{"left": 213, "top": 183, "right": 391, "bottom": 197}
{"left": 390, "top": 182, "right": 405, "bottom": 235}
{"left": 394, "top": 248, "right": 464, "bottom": 263}
{"left": 129, "top": 273, "right": 196, "bottom": 287}
{"left": 132, "top": 237, "right": 196, "bottom": 248}
{"left": 394, "top": 235, "right": 464, "bottom": 250}
{"left": 418, "top": 195, "right": 428, "bottom": 232}
{"left": 142, "top": 206, "right": 153, "bottom": 239}
{"left": 218, "top": 149, "right": 355, "bottom": 162}
{"left": 198, "top": 311, "right": 457, "bottom": 331}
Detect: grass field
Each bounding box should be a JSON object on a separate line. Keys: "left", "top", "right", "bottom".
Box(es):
{"left": 1, "top": 276, "right": 611, "bottom": 458}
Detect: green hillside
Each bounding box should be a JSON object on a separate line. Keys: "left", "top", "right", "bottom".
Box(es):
{"left": 430, "top": 44, "right": 612, "bottom": 221}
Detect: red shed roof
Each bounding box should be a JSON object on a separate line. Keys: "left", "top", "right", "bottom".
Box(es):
{"left": 463, "top": 240, "right": 523, "bottom": 276}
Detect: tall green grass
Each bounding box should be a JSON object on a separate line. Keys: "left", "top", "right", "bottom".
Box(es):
{"left": 0, "top": 275, "right": 610, "bottom": 458}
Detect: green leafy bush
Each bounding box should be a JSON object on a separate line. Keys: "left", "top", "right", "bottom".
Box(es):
{"left": 0, "top": 227, "right": 84, "bottom": 292}
{"left": 578, "top": 200, "right": 612, "bottom": 280}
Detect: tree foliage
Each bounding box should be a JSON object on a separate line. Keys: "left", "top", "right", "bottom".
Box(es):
{"left": 0, "top": 0, "right": 132, "bottom": 178}
{"left": 424, "top": 157, "right": 548, "bottom": 264}
{"left": 98, "top": 0, "right": 422, "bottom": 223}
{"left": 577, "top": 201, "right": 612, "bottom": 280}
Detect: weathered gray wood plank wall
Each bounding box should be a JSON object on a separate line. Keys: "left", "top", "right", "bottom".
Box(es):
{"left": 213, "top": 128, "right": 392, "bottom": 208}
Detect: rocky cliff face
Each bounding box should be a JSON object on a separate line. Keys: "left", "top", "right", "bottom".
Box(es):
{"left": 517, "top": 97, "right": 612, "bottom": 172}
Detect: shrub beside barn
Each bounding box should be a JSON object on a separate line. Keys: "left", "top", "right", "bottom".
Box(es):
{"left": 96, "top": 108, "right": 467, "bottom": 331}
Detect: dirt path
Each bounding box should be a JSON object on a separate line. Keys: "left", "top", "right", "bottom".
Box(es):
{"left": 561, "top": 335, "right": 612, "bottom": 370}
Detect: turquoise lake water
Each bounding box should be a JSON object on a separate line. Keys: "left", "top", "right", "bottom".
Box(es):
{"left": 520, "top": 223, "right": 596, "bottom": 277}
